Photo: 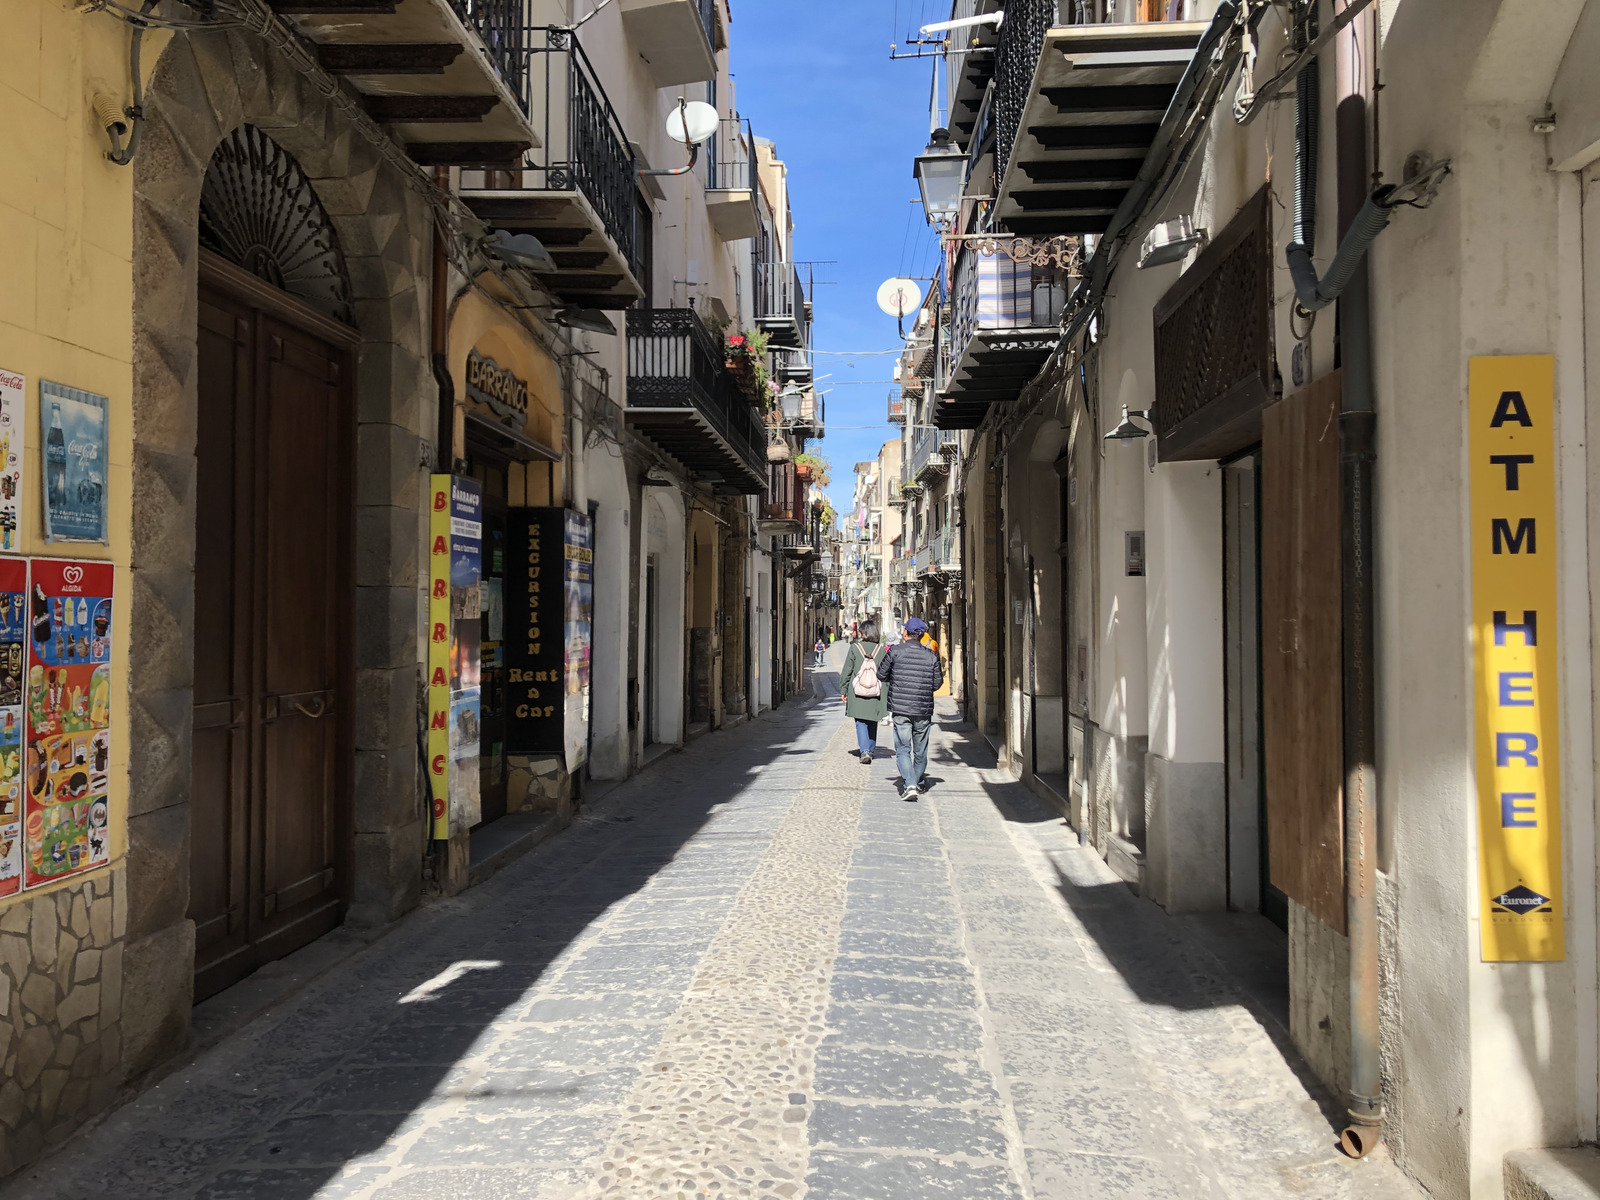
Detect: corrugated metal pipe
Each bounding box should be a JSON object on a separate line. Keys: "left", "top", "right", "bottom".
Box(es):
{"left": 1286, "top": 191, "right": 1395, "bottom": 313}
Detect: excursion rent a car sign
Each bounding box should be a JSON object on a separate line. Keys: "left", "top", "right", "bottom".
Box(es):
{"left": 1469, "top": 355, "right": 1563, "bottom": 962}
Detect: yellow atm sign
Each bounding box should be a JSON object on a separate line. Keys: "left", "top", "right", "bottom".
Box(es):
{"left": 1469, "top": 355, "right": 1563, "bottom": 962}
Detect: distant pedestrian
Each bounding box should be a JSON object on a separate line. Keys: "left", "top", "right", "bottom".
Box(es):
{"left": 878, "top": 617, "right": 943, "bottom": 800}
{"left": 839, "top": 618, "right": 888, "bottom": 764}
{"left": 814, "top": 637, "right": 827, "bottom": 666}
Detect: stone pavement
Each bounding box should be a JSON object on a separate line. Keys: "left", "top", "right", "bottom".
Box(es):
{"left": 2, "top": 653, "right": 1421, "bottom": 1200}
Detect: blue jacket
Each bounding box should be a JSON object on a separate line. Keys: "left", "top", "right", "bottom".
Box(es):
{"left": 878, "top": 640, "right": 943, "bottom": 719}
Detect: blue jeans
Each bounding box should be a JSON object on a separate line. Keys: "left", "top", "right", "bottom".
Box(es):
{"left": 892, "top": 714, "right": 932, "bottom": 789}
{"left": 855, "top": 718, "right": 879, "bottom": 757}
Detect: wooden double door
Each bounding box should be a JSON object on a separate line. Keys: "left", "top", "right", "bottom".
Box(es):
{"left": 189, "top": 255, "right": 357, "bottom": 1001}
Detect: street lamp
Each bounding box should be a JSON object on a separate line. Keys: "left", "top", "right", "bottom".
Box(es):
{"left": 913, "top": 128, "right": 967, "bottom": 228}
{"left": 1104, "top": 405, "right": 1153, "bottom": 441}
{"left": 780, "top": 382, "right": 804, "bottom": 424}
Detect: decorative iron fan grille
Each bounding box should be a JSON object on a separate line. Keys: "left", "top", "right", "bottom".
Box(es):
{"left": 199, "top": 125, "right": 355, "bottom": 325}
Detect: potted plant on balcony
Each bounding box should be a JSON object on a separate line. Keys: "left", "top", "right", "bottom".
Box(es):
{"left": 793, "top": 451, "right": 830, "bottom": 486}
{"left": 725, "top": 327, "right": 771, "bottom": 401}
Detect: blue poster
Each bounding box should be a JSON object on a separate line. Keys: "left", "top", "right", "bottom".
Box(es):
{"left": 40, "top": 382, "right": 109, "bottom": 544}
{"left": 562, "top": 509, "right": 593, "bottom": 772}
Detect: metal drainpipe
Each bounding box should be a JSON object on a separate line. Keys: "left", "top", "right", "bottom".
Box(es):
{"left": 1333, "top": 0, "right": 1384, "bottom": 1158}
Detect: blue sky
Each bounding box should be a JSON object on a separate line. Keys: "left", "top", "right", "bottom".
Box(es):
{"left": 729, "top": 1, "right": 946, "bottom": 522}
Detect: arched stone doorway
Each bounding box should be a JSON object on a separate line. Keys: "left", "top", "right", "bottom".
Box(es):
{"left": 188, "top": 125, "right": 359, "bottom": 999}
{"left": 122, "top": 29, "right": 432, "bottom": 1069}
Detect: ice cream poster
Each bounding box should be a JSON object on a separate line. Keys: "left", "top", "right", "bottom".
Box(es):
{"left": 24, "top": 558, "right": 113, "bottom": 887}
{"left": 0, "top": 369, "right": 25, "bottom": 554}
{"left": 40, "top": 381, "right": 109, "bottom": 544}
{"left": 0, "top": 558, "right": 25, "bottom": 897}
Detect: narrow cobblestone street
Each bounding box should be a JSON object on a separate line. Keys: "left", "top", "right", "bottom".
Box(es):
{"left": 3, "top": 654, "right": 1420, "bottom": 1200}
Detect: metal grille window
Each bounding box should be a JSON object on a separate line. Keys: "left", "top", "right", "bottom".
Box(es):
{"left": 1152, "top": 187, "right": 1274, "bottom": 462}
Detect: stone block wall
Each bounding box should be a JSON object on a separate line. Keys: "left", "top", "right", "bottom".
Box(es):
{"left": 0, "top": 869, "right": 127, "bottom": 1176}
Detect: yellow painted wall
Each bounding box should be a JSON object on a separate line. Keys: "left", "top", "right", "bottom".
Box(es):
{"left": 0, "top": 0, "right": 151, "bottom": 898}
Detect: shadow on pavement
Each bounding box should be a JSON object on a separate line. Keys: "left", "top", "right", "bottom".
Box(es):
{"left": 931, "top": 716, "right": 1355, "bottom": 1144}
{"left": 6, "top": 678, "right": 845, "bottom": 1200}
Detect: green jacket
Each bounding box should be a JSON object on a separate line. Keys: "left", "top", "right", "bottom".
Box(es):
{"left": 840, "top": 642, "right": 889, "bottom": 722}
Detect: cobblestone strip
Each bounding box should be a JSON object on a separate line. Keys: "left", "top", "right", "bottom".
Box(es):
{"left": 589, "top": 719, "right": 864, "bottom": 1200}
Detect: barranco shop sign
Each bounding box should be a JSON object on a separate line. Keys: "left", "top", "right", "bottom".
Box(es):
{"left": 465, "top": 348, "right": 529, "bottom": 423}
{"left": 1469, "top": 356, "right": 1563, "bottom": 962}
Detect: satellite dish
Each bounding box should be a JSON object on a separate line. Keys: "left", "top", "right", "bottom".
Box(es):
{"left": 876, "top": 277, "right": 922, "bottom": 320}
{"left": 667, "top": 100, "right": 720, "bottom": 147}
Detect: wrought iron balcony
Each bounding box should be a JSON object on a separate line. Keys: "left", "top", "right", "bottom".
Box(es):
{"left": 459, "top": 28, "right": 643, "bottom": 309}
{"left": 781, "top": 388, "right": 824, "bottom": 440}
{"left": 915, "top": 526, "right": 962, "bottom": 578}
{"left": 755, "top": 261, "right": 813, "bottom": 349}
{"left": 265, "top": 0, "right": 539, "bottom": 165}
{"left": 706, "top": 116, "right": 761, "bottom": 242}
{"left": 619, "top": 0, "right": 719, "bottom": 87}
{"left": 887, "top": 394, "right": 907, "bottom": 424}
{"left": 935, "top": 241, "right": 1071, "bottom": 429}
{"left": 762, "top": 461, "right": 805, "bottom": 530}
{"left": 773, "top": 345, "right": 813, "bottom": 386}
{"left": 777, "top": 532, "right": 819, "bottom": 559}
{"left": 991, "top": 6, "right": 1208, "bottom": 236}
{"left": 909, "top": 428, "right": 960, "bottom": 484}
{"left": 944, "top": 0, "right": 1003, "bottom": 150}
{"left": 625, "top": 308, "right": 767, "bottom": 493}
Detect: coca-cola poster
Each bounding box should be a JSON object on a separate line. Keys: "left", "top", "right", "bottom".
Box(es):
{"left": 40, "top": 381, "right": 109, "bottom": 544}
{"left": 0, "top": 369, "right": 24, "bottom": 554}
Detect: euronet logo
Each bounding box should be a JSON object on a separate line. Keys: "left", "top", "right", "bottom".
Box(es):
{"left": 1492, "top": 884, "right": 1552, "bottom": 914}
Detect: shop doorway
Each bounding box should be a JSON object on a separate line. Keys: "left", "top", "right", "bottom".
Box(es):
{"left": 1224, "top": 452, "right": 1287, "bottom": 929}
{"left": 189, "top": 254, "right": 357, "bottom": 1001}
{"left": 644, "top": 559, "right": 658, "bottom": 746}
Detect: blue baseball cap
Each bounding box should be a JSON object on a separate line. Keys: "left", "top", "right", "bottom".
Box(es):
{"left": 904, "top": 617, "right": 927, "bottom": 635}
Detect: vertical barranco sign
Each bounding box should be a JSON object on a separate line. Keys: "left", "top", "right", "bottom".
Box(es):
{"left": 426, "top": 476, "right": 483, "bottom": 840}
{"left": 1469, "top": 355, "right": 1563, "bottom": 962}
{"left": 427, "top": 477, "right": 452, "bottom": 840}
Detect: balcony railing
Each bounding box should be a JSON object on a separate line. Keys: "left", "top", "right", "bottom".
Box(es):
{"left": 708, "top": 115, "right": 755, "bottom": 192}
{"left": 944, "top": 0, "right": 1003, "bottom": 149}
{"left": 754, "top": 261, "right": 813, "bottom": 347}
{"left": 526, "top": 30, "right": 637, "bottom": 272}
{"left": 993, "top": 0, "right": 1063, "bottom": 190}
{"left": 915, "top": 526, "right": 961, "bottom": 576}
{"left": 888, "top": 394, "right": 907, "bottom": 424}
{"left": 764, "top": 460, "right": 805, "bottom": 525}
{"left": 449, "top": 0, "right": 533, "bottom": 108}
{"left": 909, "top": 428, "right": 960, "bottom": 483}
{"left": 950, "top": 243, "right": 1070, "bottom": 353}
{"left": 625, "top": 307, "right": 766, "bottom": 491}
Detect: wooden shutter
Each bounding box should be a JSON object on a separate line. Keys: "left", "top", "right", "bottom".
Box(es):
{"left": 1261, "top": 372, "right": 1345, "bottom": 933}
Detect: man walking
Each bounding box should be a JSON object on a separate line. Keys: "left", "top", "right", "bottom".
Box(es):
{"left": 878, "top": 617, "right": 943, "bottom": 800}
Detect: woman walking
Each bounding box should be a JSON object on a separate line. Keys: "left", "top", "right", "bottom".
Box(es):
{"left": 839, "top": 618, "right": 889, "bottom": 764}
